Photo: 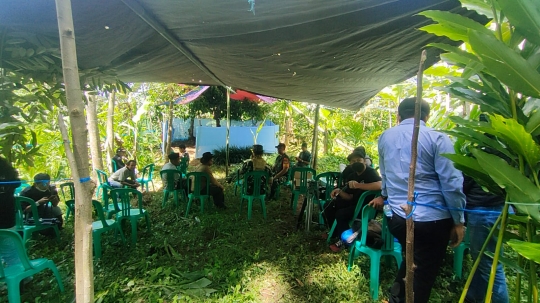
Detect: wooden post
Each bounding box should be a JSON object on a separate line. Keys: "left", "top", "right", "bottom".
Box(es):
{"left": 106, "top": 91, "right": 115, "bottom": 172}
{"left": 54, "top": 0, "right": 94, "bottom": 302}
{"left": 403, "top": 49, "right": 427, "bottom": 303}
{"left": 165, "top": 97, "right": 174, "bottom": 157}
{"left": 311, "top": 104, "right": 320, "bottom": 169}
{"left": 225, "top": 88, "right": 231, "bottom": 177}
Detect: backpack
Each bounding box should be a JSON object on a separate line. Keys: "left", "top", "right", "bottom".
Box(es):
{"left": 342, "top": 219, "right": 384, "bottom": 249}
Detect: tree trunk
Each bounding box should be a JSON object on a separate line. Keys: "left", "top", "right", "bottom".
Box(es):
{"left": 105, "top": 90, "right": 115, "bottom": 173}
{"left": 323, "top": 126, "right": 329, "bottom": 154}
{"left": 54, "top": 1, "right": 94, "bottom": 302}
{"left": 285, "top": 105, "right": 292, "bottom": 146}
{"left": 165, "top": 100, "right": 174, "bottom": 156}
{"left": 188, "top": 116, "right": 195, "bottom": 141}
{"left": 86, "top": 93, "right": 103, "bottom": 173}
{"left": 311, "top": 104, "right": 320, "bottom": 169}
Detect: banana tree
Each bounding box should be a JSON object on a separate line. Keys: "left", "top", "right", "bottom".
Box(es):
{"left": 420, "top": 0, "right": 540, "bottom": 301}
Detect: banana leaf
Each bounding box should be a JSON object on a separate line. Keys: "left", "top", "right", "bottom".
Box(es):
{"left": 497, "top": 0, "right": 540, "bottom": 46}
{"left": 508, "top": 240, "right": 540, "bottom": 264}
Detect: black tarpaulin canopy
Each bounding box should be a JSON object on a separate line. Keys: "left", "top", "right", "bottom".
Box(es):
{"left": 1, "top": 0, "right": 482, "bottom": 110}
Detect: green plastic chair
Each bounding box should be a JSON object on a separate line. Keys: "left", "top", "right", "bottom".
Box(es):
{"left": 177, "top": 157, "right": 189, "bottom": 178}
{"left": 240, "top": 170, "right": 269, "bottom": 220}
{"left": 95, "top": 169, "right": 110, "bottom": 199}
{"left": 326, "top": 190, "right": 380, "bottom": 243}
{"left": 59, "top": 182, "right": 75, "bottom": 220}
{"left": 0, "top": 229, "right": 64, "bottom": 303}
{"left": 137, "top": 163, "right": 155, "bottom": 192}
{"left": 347, "top": 205, "right": 402, "bottom": 300}
{"left": 452, "top": 227, "right": 470, "bottom": 279}
{"left": 289, "top": 167, "right": 316, "bottom": 215}
{"left": 91, "top": 200, "right": 126, "bottom": 258}
{"left": 111, "top": 160, "right": 118, "bottom": 173}
{"left": 13, "top": 196, "right": 60, "bottom": 244}
{"left": 13, "top": 183, "right": 30, "bottom": 196}
{"left": 160, "top": 169, "right": 186, "bottom": 208}
{"left": 233, "top": 169, "right": 243, "bottom": 196}
{"left": 315, "top": 172, "right": 341, "bottom": 225}
{"left": 110, "top": 188, "right": 151, "bottom": 245}
{"left": 185, "top": 172, "right": 210, "bottom": 217}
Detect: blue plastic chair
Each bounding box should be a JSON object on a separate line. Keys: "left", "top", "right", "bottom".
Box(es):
{"left": 185, "top": 172, "right": 211, "bottom": 217}
{"left": 137, "top": 163, "right": 155, "bottom": 192}
{"left": 347, "top": 205, "right": 402, "bottom": 300}
{"left": 240, "top": 170, "right": 269, "bottom": 220}
{"left": 110, "top": 188, "right": 151, "bottom": 245}
{"left": 0, "top": 230, "right": 64, "bottom": 303}
{"left": 289, "top": 167, "right": 316, "bottom": 214}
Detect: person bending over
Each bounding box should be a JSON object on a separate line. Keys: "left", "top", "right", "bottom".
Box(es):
{"left": 20, "top": 173, "right": 63, "bottom": 230}
{"left": 109, "top": 160, "right": 140, "bottom": 189}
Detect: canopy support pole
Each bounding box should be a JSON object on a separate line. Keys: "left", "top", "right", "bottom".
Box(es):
{"left": 120, "top": 0, "right": 231, "bottom": 90}
{"left": 225, "top": 88, "right": 231, "bottom": 177}
{"left": 55, "top": 0, "right": 94, "bottom": 301}
{"left": 311, "top": 104, "right": 320, "bottom": 169}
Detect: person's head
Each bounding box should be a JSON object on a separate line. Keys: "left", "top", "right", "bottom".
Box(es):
{"left": 347, "top": 149, "right": 366, "bottom": 165}
{"left": 126, "top": 160, "right": 137, "bottom": 171}
{"left": 33, "top": 173, "right": 51, "bottom": 191}
{"left": 200, "top": 152, "right": 214, "bottom": 166}
{"left": 116, "top": 148, "right": 126, "bottom": 156}
{"left": 301, "top": 142, "right": 308, "bottom": 151}
{"left": 397, "top": 97, "right": 430, "bottom": 122}
{"left": 275, "top": 143, "right": 286, "bottom": 155}
{"left": 252, "top": 144, "right": 264, "bottom": 158}
{"left": 179, "top": 144, "right": 186, "bottom": 153}
{"left": 351, "top": 162, "right": 366, "bottom": 176}
{"left": 168, "top": 152, "right": 181, "bottom": 166}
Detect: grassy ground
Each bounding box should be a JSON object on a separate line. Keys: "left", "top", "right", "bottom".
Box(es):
{"left": 2, "top": 166, "right": 470, "bottom": 303}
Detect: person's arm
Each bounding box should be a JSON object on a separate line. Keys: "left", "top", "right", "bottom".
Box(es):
{"left": 348, "top": 180, "right": 382, "bottom": 191}
{"left": 274, "top": 157, "right": 290, "bottom": 179}
{"left": 206, "top": 167, "right": 223, "bottom": 189}
{"left": 330, "top": 188, "right": 353, "bottom": 200}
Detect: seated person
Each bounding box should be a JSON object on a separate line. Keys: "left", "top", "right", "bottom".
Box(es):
{"left": 269, "top": 143, "right": 290, "bottom": 199}
{"left": 237, "top": 144, "right": 273, "bottom": 194}
{"left": 324, "top": 160, "right": 382, "bottom": 252}
{"left": 161, "top": 153, "right": 184, "bottom": 189}
{"left": 340, "top": 148, "right": 366, "bottom": 185}
{"left": 178, "top": 144, "right": 190, "bottom": 164}
{"left": 20, "top": 173, "right": 63, "bottom": 229}
{"left": 0, "top": 157, "right": 21, "bottom": 268}
{"left": 295, "top": 142, "right": 312, "bottom": 167}
{"left": 112, "top": 147, "right": 126, "bottom": 172}
{"left": 109, "top": 160, "right": 140, "bottom": 189}
{"left": 193, "top": 152, "right": 226, "bottom": 209}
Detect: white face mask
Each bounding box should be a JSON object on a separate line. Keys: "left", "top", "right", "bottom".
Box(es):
{"left": 34, "top": 182, "right": 49, "bottom": 192}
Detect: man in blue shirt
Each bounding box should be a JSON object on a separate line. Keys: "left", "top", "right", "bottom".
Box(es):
{"left": 370, "top": 97, "right": 465, "bottom": 303}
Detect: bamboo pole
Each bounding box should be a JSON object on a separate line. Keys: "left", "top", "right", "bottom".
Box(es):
{"left": 225, "top": 88, "right": 231, "bottom": 177}
{"left": 403, "top": 49, "right": 427, "bottom": 303}
{"left": 54, "top": 0, "right": 94, "bottom": 301}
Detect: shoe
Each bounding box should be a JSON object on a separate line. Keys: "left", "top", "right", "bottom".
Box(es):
{"left": 329, "top": 240, "right": 344, "bottom": 252}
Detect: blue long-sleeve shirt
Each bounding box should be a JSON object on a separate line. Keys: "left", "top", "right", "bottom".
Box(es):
{"left": 378, "top": 118, "right": 465, "bottom": 224}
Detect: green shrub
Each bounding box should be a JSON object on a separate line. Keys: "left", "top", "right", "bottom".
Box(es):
{"left": 212, "top": 146, "right": 252, "bottom": 165}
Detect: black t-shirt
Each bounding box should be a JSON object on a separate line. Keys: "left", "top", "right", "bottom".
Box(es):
{"left": 344, "top": 166, "right": 381, "bottom": 205}
{"left": 20, "top": 185, "right": 58, "bottom": 218}
{"left": 463, "top": 175, "right": 504, "bottom": 207}
{"left": 112, "top": 155, "right": 125, "bottom": 171}
{"left": 0, "top": 180, "right": 20, "bottom": 229}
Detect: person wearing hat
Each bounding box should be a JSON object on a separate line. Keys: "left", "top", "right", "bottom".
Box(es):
{"left": 20, "top": 173, "right": 63, "bottom": 229}
{"left": 340, "top": 148, "right": 367, "bottom": 185}
{"left": 236, "top": 144, "right": 273, "bottom": 194}
{"left": 112, "top": 147, "right": 127, "bottom": 172}
{"left": 109, "top": 160, "right": 140, "bottom": 189}
{"left": 269, "top": 143, "right": 290, "bottom": 199}
{"left": 371, "top": 97, "right": 465, "bottom": 303}
{"left": 193, "top": 152, "right": 226, "bottom": 209}
{"left": 161, "top": 153, "right": 183, "bottom": 189}
{"left": 295, "top": 142, "right": 312, "bottom": 167}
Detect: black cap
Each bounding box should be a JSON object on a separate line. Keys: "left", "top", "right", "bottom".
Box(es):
{"left": 168, "top": 152, "right": 180, "bottom": 160}
{"left": 253, "top": 144, "right": 264, "bottom": 154}
{"left": 301, "top": 142, "right": 308, "bottom": 148}
{"left": 347, "top": 150, "right": 366, "bottom": 162}
{"left": 179, "top": 144, "right": 186, "bottom": 149}
{"left": 275, "top": 143, "right": 286, "bottom": 149}
{"left": 116, "top": 147, "right": 126, "bottom": 153}
{"left": 201, "top": 152, "right": 213, "bottom": 163}
{"left": 34, "top": 173, "right": 51, "bottom": 182}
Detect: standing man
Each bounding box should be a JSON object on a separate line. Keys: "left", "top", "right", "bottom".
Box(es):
{"left": 112, "top": 148, "right": 127, "bottom": 172}
{"left": 109, "top": 160, "right": 140, "bottom": 189}
{"left": 269, "top": 143, "right": 290, "bottom": 199}
{"left": 295, "top": 142, "right": 312, "bottom": 167}
{"left": 370, "top": 97, "right": 465, "bottom": 303}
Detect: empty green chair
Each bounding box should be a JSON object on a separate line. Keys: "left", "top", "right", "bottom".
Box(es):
{"left": 289, "top": 167, "right": 316, "bottom": 215}
{"left": 95, "top": 169, "right": 110, "bottom": 199}
{"left": 59, "top": 182, "right": 75, "bottom": 220}
{"left": 110, "top": 188, "right": 151, "bottom": 245}
{"left": 91, "top": 200, "right": 125, "bottom": 258}
{"left": 185, "top": 172, "right": 210, "bottom": 217}
{"left": 13, "top": 196, "right": 60, "bottom": 244}
{"left": 111, "top": 160, "right": 118, "bottom": 173}
{"left": 233, "top": 169, "right": 243, "bottom": 196}
{"left": 453, "top": 227, "right": 470, "bottom": 279}
{"left": 315, "top": 171, "right": 341, "bottom": 225}
{"left": 137, "top": 163, "right": 155, "bottom": 192}
{"left": 0, "top": 230, "right": 64, "bottom": 303}
{"left": 347, "top": 205, "right": 402, "bottom": 301}
{"left": 240, "top": 170, "right": 269, "bottom": 220}
{"left": 160, "top": 169, "right": 186, "bottom": 208}
{"left": 327, "top": 190, "right": 380, "bottom": 243}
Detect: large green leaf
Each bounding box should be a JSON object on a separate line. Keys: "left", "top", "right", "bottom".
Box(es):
{"left": 525, "top": 107, "right": 540, "bottom": 136}
{"left": 508, "top": 240, "right": 540, "bottom": 264}
{"left": 484, "top": 252, "right": 527, "bottom": 274}
{"left": 444, "top": 126, "right": 515, "bottom": 160}
{"left": 442, "top": 153, "right": 504, "bottom": 195}
{"left": 468, "top": 30, "right": 540, "bottom": 98}
{"left": 497, "top": 0, "right": 540, "bottom": 46}
{"left": 440, "top": 86, "right": 511, "bottom": 117}
{"left": 461, "top": 0, "right": 496, "bottom": 18}
{"left": 419, "top": 10, "right": 493, "bottom": 43}
{"left": 488, "top": 114, "right": 540, "bottom": 169}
